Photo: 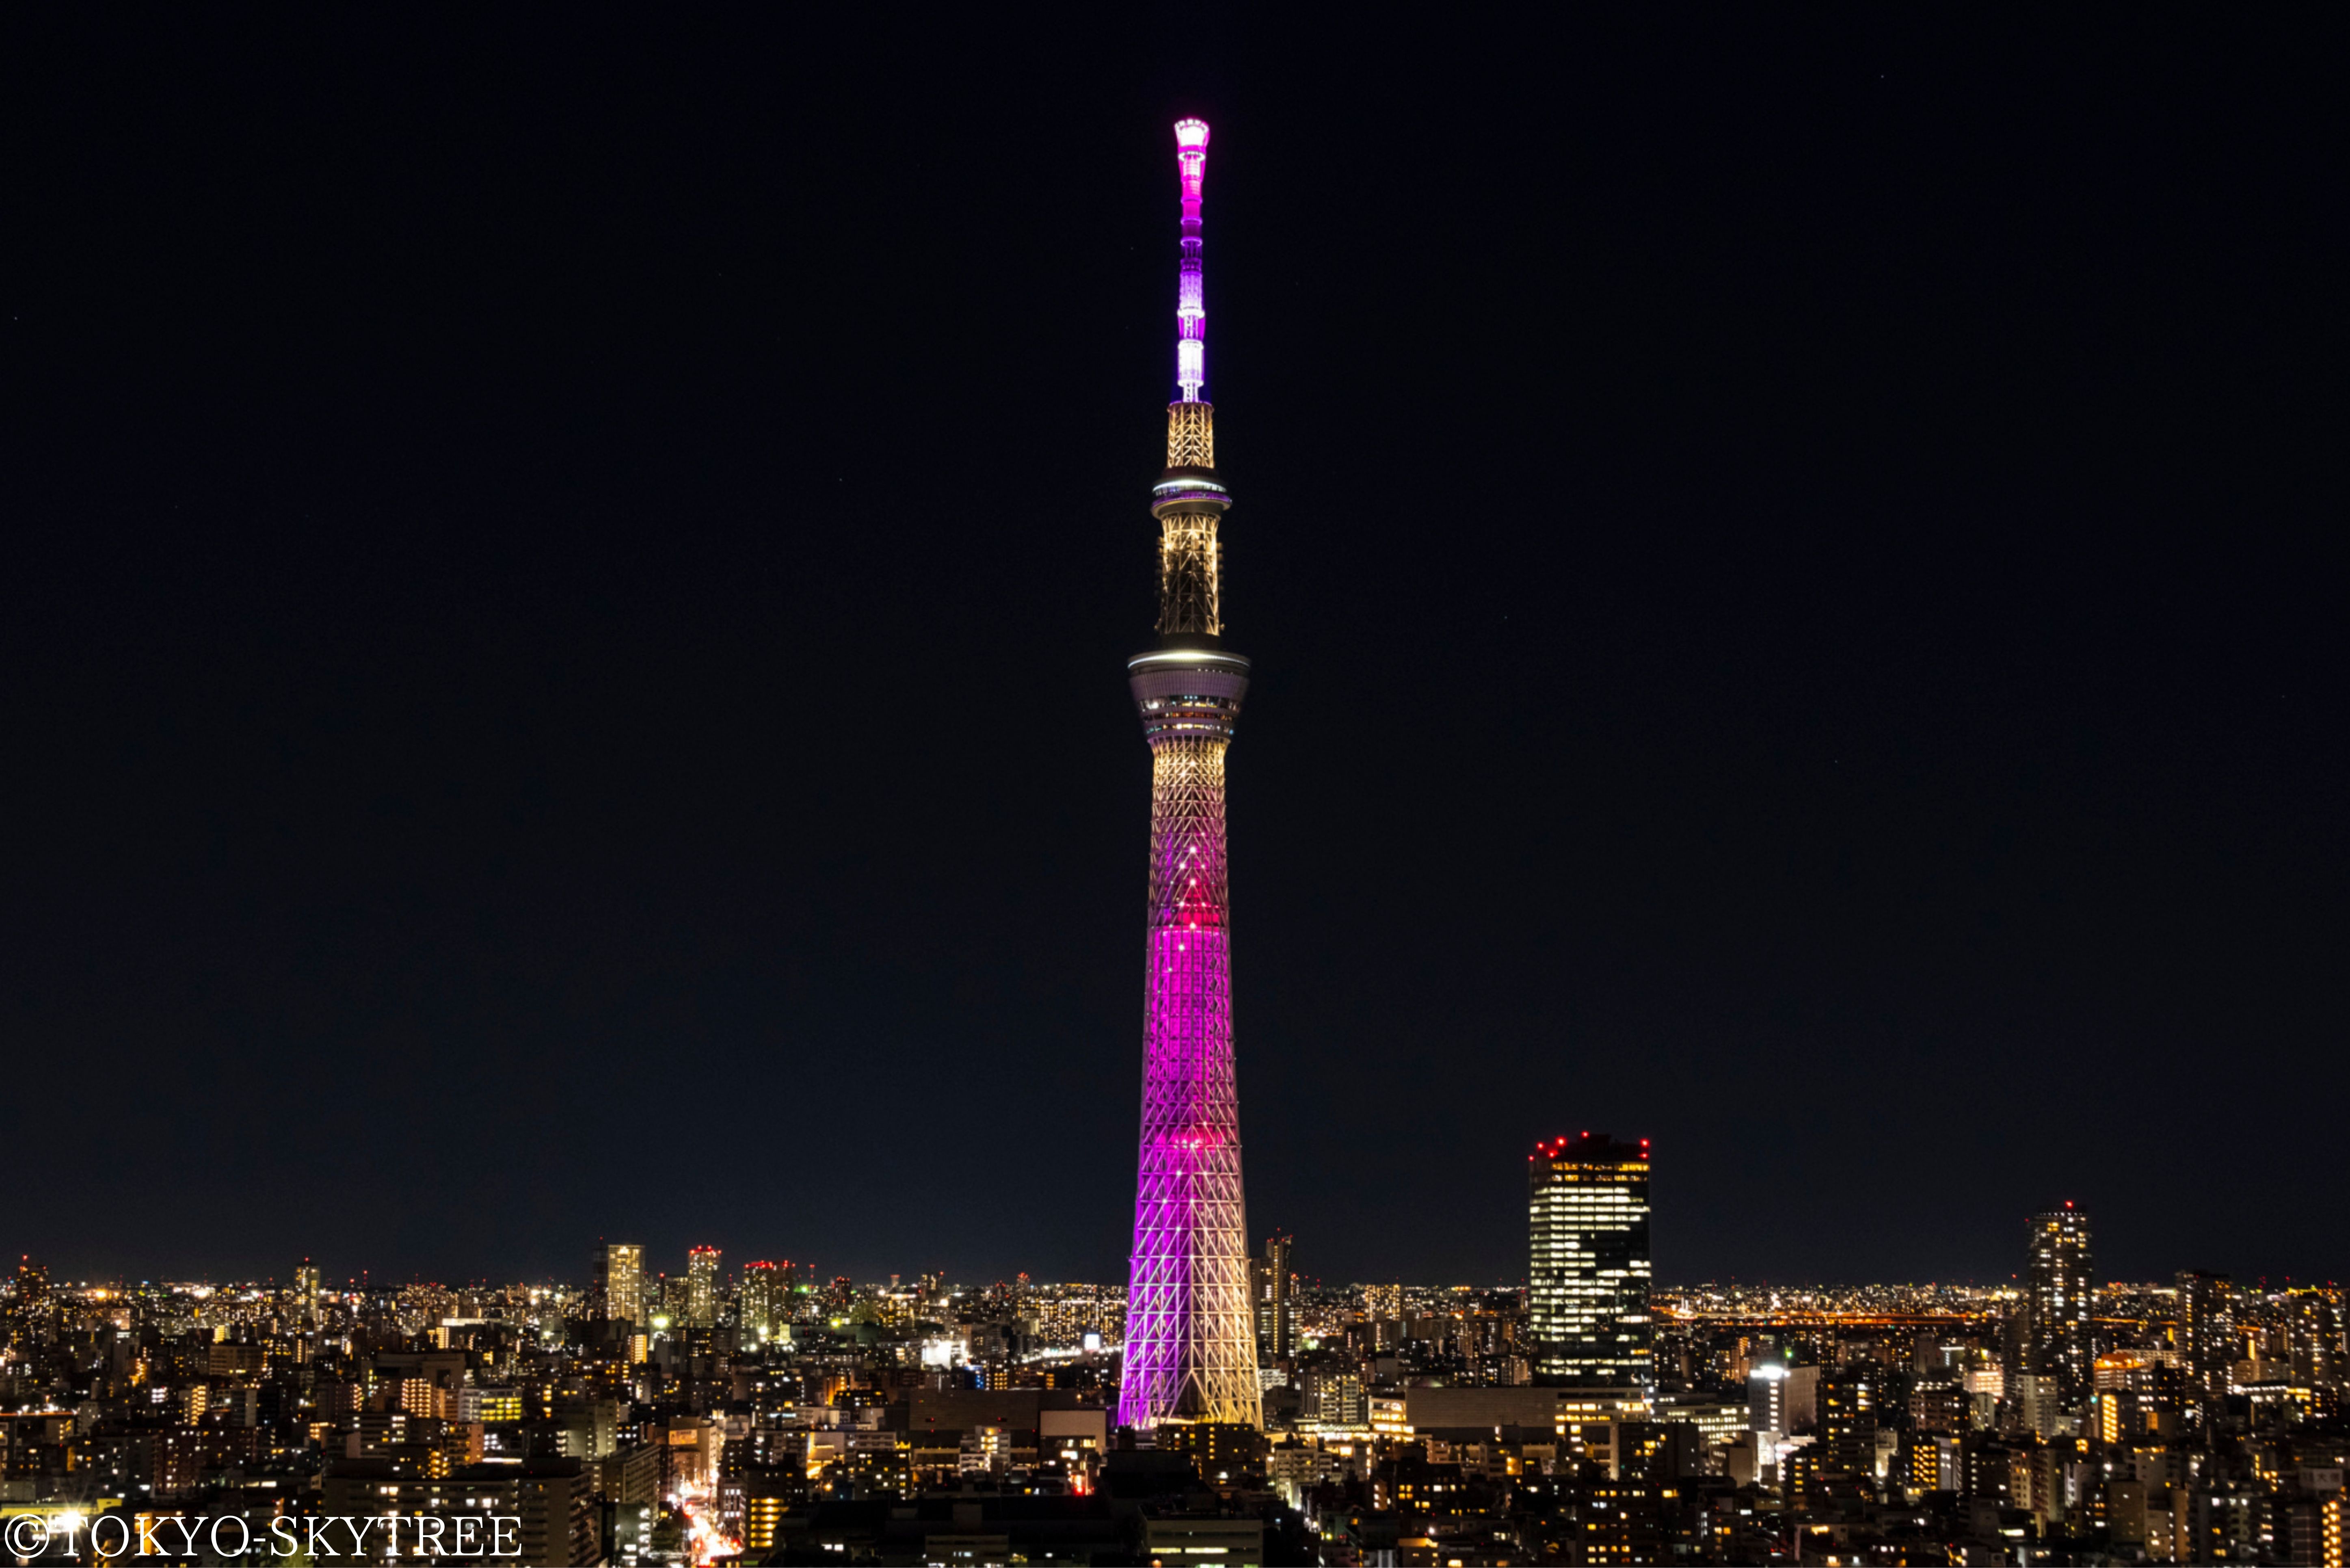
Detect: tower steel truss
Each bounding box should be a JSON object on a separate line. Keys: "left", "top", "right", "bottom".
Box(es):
{"left": 1117, "top": 118, "right": 1263, "bottom": 1431}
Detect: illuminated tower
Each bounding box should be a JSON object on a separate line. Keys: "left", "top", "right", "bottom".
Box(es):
{"left": 596, "top": 1242, "right": 643, "bottom": 1326}
{"left": 1252, "top": 1231, "right": 1296, "bottom": 1364}
{"left": 685, "top": 1245, "right": 720, "bottom": 1328}
{"left": 739, "top": 1260, "right": 779, "bottom": 1342}
{"left": 2026, "top": 1205, "right": 2093, "bottom": 1402}
{"left": 293, "top": 1259, "right": 321, "bottom": 1326}
{"left": 2177, "top": 1270, "right": 2233, "bottom": 1386}
{"left": 1528, "top": 1132, "right": 1654, "bottom": 1393}
{"left": 1118, "top": 117, "right": 1263, "bottom": 1431}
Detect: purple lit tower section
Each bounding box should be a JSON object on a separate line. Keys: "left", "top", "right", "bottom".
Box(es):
{"left": 1118, "top": 118, "right": 1263, "bottom": 1431}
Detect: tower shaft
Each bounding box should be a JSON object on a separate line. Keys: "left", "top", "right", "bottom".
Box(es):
{"left": 1119, "top": 118, "right": 1261, "bottom": 1432}
{"left": 1159, "top": 406, "right": 1221, "bottom": 636}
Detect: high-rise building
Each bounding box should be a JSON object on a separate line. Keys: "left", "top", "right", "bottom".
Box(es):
{"left": 2178, "top": 1269, "right": 2235, "bottom": 1403}
{"left": 596, "top": 1244, "right": 644, "bottom": 1326}
{"left": 1301, "top": 1367, "right": 1367, "bottom": 1428}
{"left": 740, "top": 1261, "right": 780, "bottom": 1342}
{"left": 293, "top": 1260, "right": 321, "bottom": 1325}
{"left": 15, "top": 1257, "right": 49, "bottom": 1311}
{"left": 2025, "top": 1205, "right": 2093, "bottom": 1401}
{"left": 1748, "top": 1363, "right": 1790, "bottom": 1440}
{"left": 2285, "top": 1286, "right": 2341, "bottom": 1387}
{"left": 685, "top": 1246, "right": 721, "bottom": 1329}
{"left": 1252, "top": 1233, "right": 1295, "bottom": 1364}
{"left": 1528, "top": 1133, "right": 1653, "bottom": 1393}
{"left": 1117, "top": 117, "right": 1263, "bottom": 1433}
{"left": 1816, "top": 1364, "right": 1880, "bottom": 1480}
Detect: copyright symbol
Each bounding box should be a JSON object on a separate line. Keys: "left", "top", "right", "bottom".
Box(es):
{"left": 3, "top": 1515, "right": 50, "bottom": 1556}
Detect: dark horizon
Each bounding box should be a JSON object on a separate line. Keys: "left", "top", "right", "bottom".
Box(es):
{"left": 6, "top": 11, "right": 2344, "bottom": 1291}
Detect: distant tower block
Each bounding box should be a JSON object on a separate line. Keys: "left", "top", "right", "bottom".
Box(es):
{"left": 596, "top": 1243, "right": 644, "bottom": 1326}
{"left": 685, "top": 1245, "right": 721, "bottom": 1328}
{"left": 1118, "top": 117, "right": 1264, "bottom": 1432}
{"left": 1253, "top": 1231, "right": 1296, "bottom": 1363}
{"left": 2026, "top": 1205, "right": 2094, "bottom": 1400}
{"left": 1528, "top": 1133, "right": 1654, "bottom": 1395}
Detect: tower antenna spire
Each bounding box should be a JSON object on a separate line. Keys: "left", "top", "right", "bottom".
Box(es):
{"left": 1173, "top": 118, "right": 1210, "bottom": 403}
{"left": 1153, "top": 119, "right": 1229, "bottom": 636}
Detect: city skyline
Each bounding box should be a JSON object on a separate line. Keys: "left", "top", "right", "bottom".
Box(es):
{"left": 19, "top": 1237, "right": 2324, "bottom": 1303}
{"left": 8, "top": 1216, "right": 2338, "bottom": 1566}
{"left": 7, "top": 11, "right": 2345, "bottom": 1294}
{"left": 22, "top": 1207, "right": 2332, "bottom": 1304}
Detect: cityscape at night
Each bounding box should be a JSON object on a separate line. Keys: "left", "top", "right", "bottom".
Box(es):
{"left": 7, "top": 9, "right": 2343, "bottom": 1567}
{"left": 6, "top": 1212, "right": 2345, "bottom": 1563}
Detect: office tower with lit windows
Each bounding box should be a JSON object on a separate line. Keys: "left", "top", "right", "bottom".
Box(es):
{"left": 1816, "top": 1365, "right": 1881, "bottom": 1480}
{"left": 2025, "top": 1205, "right": 2093, "bottom": 1402}
{"left": 1118, "top": 117, "right": 1264, "bottom": 1432}
{"left": 2178, "top": 1269, "right": 2235, "bottom": 1405}
{"left": 740, "top": 1261, "right": 780, "bottom": 1342}
{"left": 2286, "top": 1287, "right": 2341, "bottom": 1387}
{"left": 1252, "top": 1232, "right": 1295, "bottom": 1364}
{"left": 596, "top": 1243, "right": 644, "bottom": 1326}
{"left": 685, "top": 1245, "right": 721, "bottom": 1328}
{"left": 292, "top": 1260, "right": 321, "bottom": 1324}
{"left": 1302, "top": 1366, "right": 1367, "bottom": 1428}
{"left": 1748, "top": 1363, "right": 1790, "bottom": 1440}
{"left": 1528, "top": 1133, "right": 1653, "bottom": 1393}
{"left": 15, "top": 1257, "right": 49, "bottom": 1310}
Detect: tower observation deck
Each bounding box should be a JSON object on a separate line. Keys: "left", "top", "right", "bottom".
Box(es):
{"left": 1116, "top": 117, "right": 1263, "bottom": 1432}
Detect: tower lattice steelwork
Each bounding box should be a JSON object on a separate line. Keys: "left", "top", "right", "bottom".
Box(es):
{"left": 1117, "top": 117, "right": 1263, "bottom": 1431}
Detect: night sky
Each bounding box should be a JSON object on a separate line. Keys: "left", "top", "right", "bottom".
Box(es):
{"left": 8, "top": 11, "right": 2343, "bottom": 1292}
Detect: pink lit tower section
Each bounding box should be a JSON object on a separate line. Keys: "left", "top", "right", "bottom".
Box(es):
{"left": 1117, "top": 118, "right": 1264, "bottom": 1431}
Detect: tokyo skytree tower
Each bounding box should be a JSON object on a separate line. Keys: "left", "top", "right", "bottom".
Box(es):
{"left": 1116, "top": 118, "right": 1263, "bottom": 1431}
